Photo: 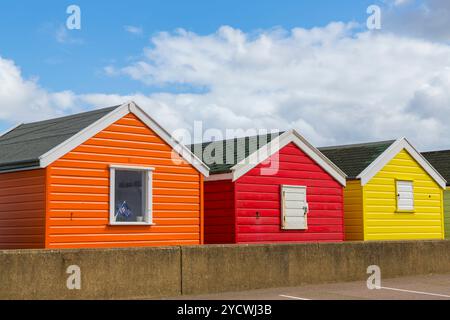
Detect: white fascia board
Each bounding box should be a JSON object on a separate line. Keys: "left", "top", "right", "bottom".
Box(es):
{"left": 358, "top": 138, "right": 447, "bottom": 189}
{"left": 230, "top": 130, "right": 347, "bottom": 186}
{"left": 129, "top": 102, "right": 210, "bottom": 177}
{"left": 39, "top": 101, "right": 210, "bottom": 177}
{"left": 39, "top": 103, "right": 130, "bottom": 168}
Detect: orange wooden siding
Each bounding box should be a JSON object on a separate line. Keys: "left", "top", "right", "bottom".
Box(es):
{"left": 0, "top": 169, "right": 46, "bottom": 249}
{"left": 46, "top": 113, "right": 203, "bottom": 249}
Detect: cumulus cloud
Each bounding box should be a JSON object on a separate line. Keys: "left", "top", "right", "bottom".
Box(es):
{"left": 0, "top": 56, "right": 197, "bottom": 140}
{"left": 384, "top": 0, "right": 450, "bottom": 42}
{"left": 104, "top": 24, "right": 450, "bottom": 150}
{"left": 3, "top": 20, "right": 450, "bottom": 151}
{"left": 0, "top": 57, "right": 81, "bottom": 122}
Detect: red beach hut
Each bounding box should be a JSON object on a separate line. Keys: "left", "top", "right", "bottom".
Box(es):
{"left": 190, "top": 130, "right": 347, "bottom": 244}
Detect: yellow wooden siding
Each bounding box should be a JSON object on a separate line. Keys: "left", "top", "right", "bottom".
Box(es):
{"left": 444, "top": 187, "right": 450, "bottom": 239}
{"left": 343, "top": 180, "right": 364, "bottom": 241}
{"left": 363, "top": 149, "right": 444, "bottom": 241}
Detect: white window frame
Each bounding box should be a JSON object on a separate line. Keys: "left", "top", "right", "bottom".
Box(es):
{"left": 281, "top": 185, "right": 309, "bottom": 230}
{"left": 396, "top": 180, "right": 414, "bottom": 213}
{"left": 109, "top": 165, "right": 154, "bottom": 226}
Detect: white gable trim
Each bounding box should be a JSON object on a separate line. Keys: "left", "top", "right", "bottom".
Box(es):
{"left": 357, "top": 137, "right": 447, "bottom": 189}
{"left": 229, "top": 130, "right": 347, "bottom": 186}
{"left": 39, "top": 104, "right": 129, "bottom": 168}
{"left": 39, "top": 101, "right": 210, "bottom": 177}
{"left": 128, "top": 103, "right": 209, "bottom": 176}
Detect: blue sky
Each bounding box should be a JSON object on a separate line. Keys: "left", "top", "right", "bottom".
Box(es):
{"left": 0, "top": 0, "right": 378, "bottom": 94}
{"left": 2, "top": 0, "right": 450, "bottom": 150}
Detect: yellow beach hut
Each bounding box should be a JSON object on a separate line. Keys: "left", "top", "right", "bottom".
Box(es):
{"left": 319, "top": 138, "right": 446, "bottom": 241}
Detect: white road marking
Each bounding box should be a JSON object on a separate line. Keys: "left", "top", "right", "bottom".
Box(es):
{"left": 279, "top": 294, "right": 311, "bottom": 300}
{"left": 381, "top": 286, "right": 450, "bottom": 298}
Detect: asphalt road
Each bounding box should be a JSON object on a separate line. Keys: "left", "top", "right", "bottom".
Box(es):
{"left": 167, "top": 273, "right": 450, "bottom": 300}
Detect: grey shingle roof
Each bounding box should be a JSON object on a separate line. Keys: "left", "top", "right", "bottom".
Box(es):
{"left": 0, "top": 106, "right": 119, "bottom": 172}
{"left": 422, "top": 150, "right": 450, "bottom": 186}
{"left": 189, "top": 132, "right": 283, "bottom": 174}
{"left": 319, "top": 140, "right": 395, "bottom": 179}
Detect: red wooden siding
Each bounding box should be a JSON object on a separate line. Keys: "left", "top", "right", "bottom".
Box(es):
{"left": 0, "top": 169, "right": 46, "bottom": 249}
{"left": 234, "top": 143, "right": 344, "bottom": 243}
{"left": 204, "top": 180, "right": 235, "bottom": 244}
{"left": 46, "top": 113, "right": 203, "bottom": 249}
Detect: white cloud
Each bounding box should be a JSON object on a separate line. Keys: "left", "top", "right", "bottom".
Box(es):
{"left": 0, "top": 57, "right": 82, "bottom": 122}
{"left": 384, "top": 0, "right": 450, "bottom": 41}
{"left": 0, "top": 56, "right": 195, "bottom": 140}
{"left": 390, "top": 0, "right": 413, "bottom": 6}
{"left": 124, "top": 25, "right": 143, "bottom": 36}
{"left": 3, "top": 21, "right": 450, "bottom": 151}
{"left": 105, "top": 24, "right": 450, "bottom": 150}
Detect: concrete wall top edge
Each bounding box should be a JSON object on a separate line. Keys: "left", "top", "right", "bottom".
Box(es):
{"left": 0, "top": 245, "right": 181, "bottom": 255}
{"left": 2, "top": 240, "right": 450, "bottom": 255}
{"left": 181, "top": 240, "right": 450, "bottom": 250}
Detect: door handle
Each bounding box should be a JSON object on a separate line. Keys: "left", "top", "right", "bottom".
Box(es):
{"left": 303, "top": 204, "right": 309, "bottom": 214}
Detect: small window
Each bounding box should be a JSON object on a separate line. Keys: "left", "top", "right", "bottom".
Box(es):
{"left": 110, "top": 165, "right": 153, "bottom": 225}
{"left": 396, "top": 180, "right": 414, "bottom": 212}
{"left": 281, "top": 185, "right": 309, "bottom": 230}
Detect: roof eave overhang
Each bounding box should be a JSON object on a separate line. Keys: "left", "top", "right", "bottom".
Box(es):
{"left": 0, "top": 160, "right": 41, "bottom": 174}
{"left": 204, "top": 172, "right": 233, "bottom": 182}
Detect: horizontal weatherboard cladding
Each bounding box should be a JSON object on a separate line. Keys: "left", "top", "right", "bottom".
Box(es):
{"left": 203, "top": 180, "right": 235, "bottom": 244}
{"left": 46, "top": 113, "right": 203, "bottom": 249}
{"left": 363, "top": 149, "right": 444, "bottom": 241}
{"left": 0, "top": 169, "right": 46, "bottom": 248}
{"left": 343, "top": 180, "right": 364, "bottom": 241}
{"left": 445, "top": 188, "right": 450, "bottom": 239}
{"left": 233, "top": 143, "right": 344, "bottom": 243}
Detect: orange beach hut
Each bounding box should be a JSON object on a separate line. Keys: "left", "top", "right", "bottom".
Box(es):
{"left": 0, "top": 101, "right": 209, "bottom": 249}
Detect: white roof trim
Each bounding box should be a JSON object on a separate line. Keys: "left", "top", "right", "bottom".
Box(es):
{"left": 128, "top": 103, "right": 209, "bottom": 176}
{"left": 39, "top": 104, "right": 129, "bottom": 168}
{"left": 357, "top": 137, "right": 447, "bottom": 189}
{"left": 39, "top": 101, "right": 209, "bottom": 177}
{"left": 229, "top": 130, "right": 347, "bottom": 186}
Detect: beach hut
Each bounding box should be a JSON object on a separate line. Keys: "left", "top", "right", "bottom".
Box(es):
{"left": 190, "top": 130, "right": 347, "bottom": 244}
{"left": 0, "top": 101, "right": 209, "bottom": 249}
{"left": 319, "top": 138, "right": 446, "bottom": 241}
{"left": 422, "top": 150, "right": 450, "bottom": 239}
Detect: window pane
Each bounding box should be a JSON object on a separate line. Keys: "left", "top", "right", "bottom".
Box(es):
{"left": 114, "top": 170, "right": 146, "bottom": 223}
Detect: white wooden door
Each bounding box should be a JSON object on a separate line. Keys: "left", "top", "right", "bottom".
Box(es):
{"left": 396, "top": 180, "right": 414, "bottom": 211}
{"left": 281, "top": 185, "right": 308, "bottom": 230}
